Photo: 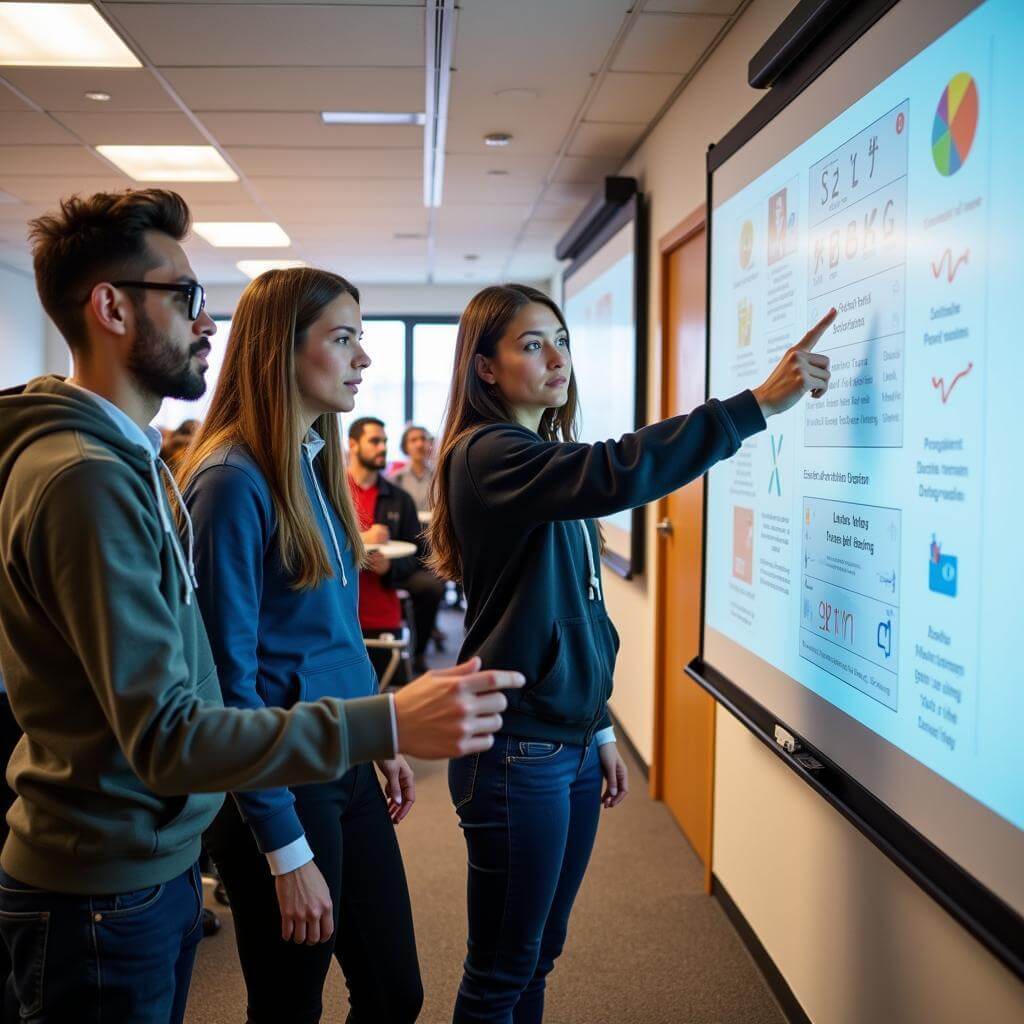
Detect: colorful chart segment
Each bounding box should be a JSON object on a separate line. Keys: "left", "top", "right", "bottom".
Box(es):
{"left": 932, "top": 72, "right": 979, "bottom": 175}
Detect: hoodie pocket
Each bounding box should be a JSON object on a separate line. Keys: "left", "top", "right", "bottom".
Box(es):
{"left": 298, "top": 651, "right": 375, "bottom": 702}
{"left": 526, "top": 615, "right": 617, "bottom": 726}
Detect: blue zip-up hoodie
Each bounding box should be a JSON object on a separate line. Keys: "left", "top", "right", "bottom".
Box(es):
{"left": 184, "top": 431, "right": 377, "bottom": 854}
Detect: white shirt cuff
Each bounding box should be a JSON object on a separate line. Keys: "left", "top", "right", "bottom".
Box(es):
{"left": 265, "top": 835, "right": 314, "bottom": 876}
{"left": 595, "top": 726, "right": 616, "bottom": 746}
{"left": 388, "top": 692, "right": 399, "bottom": 755}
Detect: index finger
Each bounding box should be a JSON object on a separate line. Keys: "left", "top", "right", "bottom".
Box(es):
{"left": 460, "top": 670, "right": 526, "bottom": 694}
{"left": 796, "top": 307, "right": 837, "bottom": 351}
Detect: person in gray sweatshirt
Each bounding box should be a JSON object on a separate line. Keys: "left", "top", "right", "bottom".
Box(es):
{"left": 0, "top": 189, "right": 523, "bottom": 1024}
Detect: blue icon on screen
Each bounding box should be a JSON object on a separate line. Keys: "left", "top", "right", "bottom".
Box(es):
{"left": 876, "top": 618, "right": 893, "bottom": 659}
{"left": 928, "top": 534, "right": 958, "bottom": 597}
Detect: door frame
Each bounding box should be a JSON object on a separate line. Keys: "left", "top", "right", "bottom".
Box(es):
{"left": 650, "top": 203, "right": 707, "bottom": 803}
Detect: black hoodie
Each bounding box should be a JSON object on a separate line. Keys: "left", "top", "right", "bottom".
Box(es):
{"left": 449, "top": 390, "right": 765, "bottom": 746}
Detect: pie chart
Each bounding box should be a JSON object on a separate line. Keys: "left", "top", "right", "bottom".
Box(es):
{"left": 932, "top": 72, "right": 978, "bottom": 176}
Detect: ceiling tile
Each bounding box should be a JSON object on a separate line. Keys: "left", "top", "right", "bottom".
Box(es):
{"left": 107, "top": 4, "right": 423, "bottom": 67}
{"left": 227, "top": 147, "right": 421, "bottom": 179}
{"left": 0, "top": 84, "right": 32, "bottom": 112}
{"left": 52, "top": 111, "right": 205, "bottom": 145}
{"left": 0, "top": 176, "right": 132, "bottom": 204}
{"left": 202, "top": 113, "right": 421, "bottom": 149}
{"left": 612, "top": 13, "right": 726, "bottom": 73}
{"left": 272, "top": 205, "right": 429, "bottom": 231}
{"left": 552, "top": 155, "right": 621, "bottom": 185}
{"left": 0, "top": 69, "right": 177, "bottom": 112}
{"left": 0, "top": 147, "right": 118, "bottom": 177}
{"left": 445, "top": 0, "right": 629, "bottom": 157}
{"left": 250, "top": 177, "right": 422, "bottom": 206}
{"left": 586, "top": 71, "right": 681, "bottom": 123}
{"left": 0, "top": 112, "right": 79, "bottom": 145}
{"left": 644, "top": 0, "right": 739, "bottom": 12}
{"left": 161, "top": 67, "right": 423, "bottom": 113}
{"left": 568, "top": 122, "right": 643, "bottom": 159}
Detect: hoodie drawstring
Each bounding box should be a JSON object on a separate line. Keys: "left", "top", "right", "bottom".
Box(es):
{"left": 578, "top": 520, "right": 601, "bottom": 602}
{"left": 151, "top": 457, "right": 198, "bottom": 604}
{"left": 303, "top": 446, "right": 348, "bottom": 587}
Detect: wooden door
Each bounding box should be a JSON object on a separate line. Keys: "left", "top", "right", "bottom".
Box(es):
{"left": 651, "top": 207, "right": 716, "bottom": 892}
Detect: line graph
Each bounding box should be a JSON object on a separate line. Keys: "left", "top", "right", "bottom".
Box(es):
{"left": 931, "top": 362, "right": 973, "bottom": 403}
{"left": 930, "top": 247, "right": 970, "bottom": 282}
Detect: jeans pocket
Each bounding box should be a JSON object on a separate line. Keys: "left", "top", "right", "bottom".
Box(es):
{"left": 509, "top": 741, "right": 564, "bottom": 764}
{"left": 448, "top": 751, "right": 482, "bottom": 810}
{"left": 0, "top": 908, "right": 49, "bottom": 1016}
{"left": 105, "top": 883, "right": 164, "bottom": 917}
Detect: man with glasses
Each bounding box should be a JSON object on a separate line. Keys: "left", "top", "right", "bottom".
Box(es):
{"left": 0, "top": 190, "right": 522, "bottom": 1023}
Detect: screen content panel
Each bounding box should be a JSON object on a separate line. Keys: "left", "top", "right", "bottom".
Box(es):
{"left": 564, "top": 219, "right": 636, "bottom": 537}
{"left": 705, "top": 0, "right": 1022, "bottom": 909}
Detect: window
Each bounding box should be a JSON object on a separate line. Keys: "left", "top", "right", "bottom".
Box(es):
{"left": 411, "top": 321, "right": 459, "bottom": 439}
{"left": 351, "top": 319, "right": 406, "bottom": 456}
{"left": 154, "top": 317, "right": 231, "bottom": 432}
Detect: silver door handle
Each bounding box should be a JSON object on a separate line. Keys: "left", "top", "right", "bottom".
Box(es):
{"left": 656, "top": 518, "right": 673, "bottom": 537}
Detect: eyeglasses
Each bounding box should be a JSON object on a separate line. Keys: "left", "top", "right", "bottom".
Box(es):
{"left": 109, "top": 280, "right": 207, "bottom": 321}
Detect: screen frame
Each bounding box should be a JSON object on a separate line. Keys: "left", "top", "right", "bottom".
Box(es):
{"left": 562, "top": 192, "right": 649, "bottom": 579}
{"left": 694, "top": 0, "right": 1023, "bottom": 981}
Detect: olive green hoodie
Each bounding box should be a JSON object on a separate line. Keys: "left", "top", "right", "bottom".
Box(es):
{"left": 0, "top": 375, "right": 394, "bottom": 894}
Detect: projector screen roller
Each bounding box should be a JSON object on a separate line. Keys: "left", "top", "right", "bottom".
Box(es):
{"left": 705, "top": 0, "right": 1023, "bottom": 922}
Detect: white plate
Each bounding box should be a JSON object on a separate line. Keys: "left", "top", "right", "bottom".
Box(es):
{"left": 366, "top": 540, "right": 417, "bottom": 559}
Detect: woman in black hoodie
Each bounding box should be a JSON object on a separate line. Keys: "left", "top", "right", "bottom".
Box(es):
{"left": 428, "top": 284, "right": 835, "bottom": 1023}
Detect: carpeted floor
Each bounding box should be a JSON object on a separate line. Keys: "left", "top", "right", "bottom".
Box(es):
{"left": 186, "top": 607, "right": 784, "bottom": 1024}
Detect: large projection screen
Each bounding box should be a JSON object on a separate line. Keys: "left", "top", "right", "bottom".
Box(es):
{"left": 704, "top": 0, "right": 1023, "bottom": 937}
{"left": 563, "top": 198, "right": 645, "bottom": 577}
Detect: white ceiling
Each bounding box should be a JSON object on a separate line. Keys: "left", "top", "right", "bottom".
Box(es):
{"left": 0, "top": 0, "right": 748, "bottom": 286}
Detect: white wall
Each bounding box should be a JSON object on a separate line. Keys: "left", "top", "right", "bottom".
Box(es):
{"left": 714, "top": 710, "right": 1024, "bottom": 1022}
{"left": 612, "top": 1, "right": 1024, "bottom": 1019}
{"left": 0, "top": 262, "right": 52, "bottom": 388}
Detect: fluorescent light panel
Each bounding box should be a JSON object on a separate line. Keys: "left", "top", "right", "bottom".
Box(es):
{"left": 321, "top": 111, "right": 425, "bottom": 125}
{"left": 194, "top": 223, "right": 291, "bottom": 248}
{"left": 97, "top": 145, "right": 238, "bottom": 182}
{"left": 237, "top": 259, "right": 306, "bottom": 279}
{"left": 0, "top": 3, "right": 141, "bottom": 67}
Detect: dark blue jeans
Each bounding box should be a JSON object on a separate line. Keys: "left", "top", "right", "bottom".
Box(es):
{"left": 0, "top": 862, "right": 204, "bottom": 1024}
{"left": 449, "top": 735, "right": 602, "bottom": 1024}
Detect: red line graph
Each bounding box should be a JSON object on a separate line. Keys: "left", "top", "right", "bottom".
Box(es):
{"left": 931, "top": 362, "right": 973, "bottom": 404}
{"left": 930, "top": 247, "right": 970, "bottom": 282}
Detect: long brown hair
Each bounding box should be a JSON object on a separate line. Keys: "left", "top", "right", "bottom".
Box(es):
{"left": 427, "top": 283, "right": 579, "bottom": 582}
{"left": 176, "top": 267, "right": 366, "bottom": 589}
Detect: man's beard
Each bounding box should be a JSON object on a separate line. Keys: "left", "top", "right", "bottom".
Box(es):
{"left": 357, "top": 452, "right": 386, "bottom": 472}
{"left": 126, "top": 306, "right": 207, "bottom": 401}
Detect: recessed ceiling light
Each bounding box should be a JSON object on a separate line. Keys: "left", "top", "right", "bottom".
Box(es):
{"left": 84, "top": 91, "right": 111, "bottom": 102}
{"left": 0, "top": 3, "right": 141, "bottom": 67}
{"left": 237, "top": 259, "right": 306, "bottom": 279}
{"left": 193, "top": 222, "right": 291, "bottom": 248}
{"left": 96, "top": 145, "right": 238, "bottom": 182}
{"left": 463, "top": 253, "right": 480, "bottom": 262}
{"left": 321, "top": 111, "right": 425, "bottom": 125}
{"left": 483, "top": 133, "right": 512, "bottom": 148}
{"left": 486, "top": 169, "right": 510, "bottom": 177}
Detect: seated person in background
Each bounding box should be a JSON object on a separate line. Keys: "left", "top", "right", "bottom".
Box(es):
{"left": 348, "top": 417, "right": 446, "bottom": 678}
{"left": 159, "top": 417, "right": 201, "bottom": 469}
{"left": 388, "top": 424, "right": 434, "bottom": 514}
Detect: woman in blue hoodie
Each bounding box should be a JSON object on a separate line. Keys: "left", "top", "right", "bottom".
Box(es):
{"left": 177, "top": 269, "right": 423, "bottom": 1023}
{"left": 428, "top": 284, "right": 835, "bottom": 1023}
